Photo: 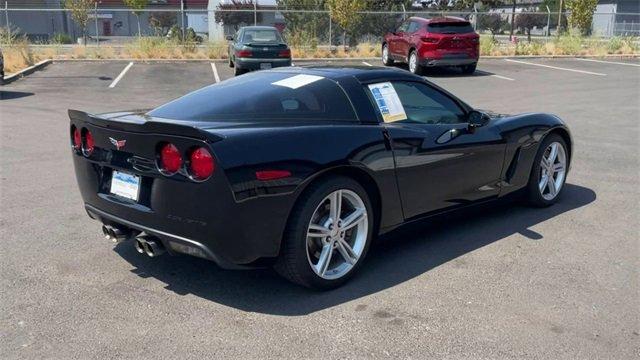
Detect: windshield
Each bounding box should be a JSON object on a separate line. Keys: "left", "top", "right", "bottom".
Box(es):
{"left": 428, "top": 22, "right": 474, "bottom": 34}
{"left": 148, "top": 72, "right": 357, "bottom": 123}
{"left": 242, "top": 29, "right": 283, "bottom": 44}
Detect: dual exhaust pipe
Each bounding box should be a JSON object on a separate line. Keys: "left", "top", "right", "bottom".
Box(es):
{"left": 102, "top": 224, "right": 165, "bottom": 257}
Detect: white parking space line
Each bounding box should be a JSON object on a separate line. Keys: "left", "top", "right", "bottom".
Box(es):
{"left": 211, "top": 63, "right": 220, "bottom": 83}
{"left": 108, "top": 62, "right": 134, "bottom": 88}
{"left": 476, "top": 70, "right": 515, "bottom": 81}
{"left": 362, "top": 61, "right": 373, "bottom": 67}
{"left": 504, "top": 58, "right": 606, "bottom": 76}
{"left": 576, "top": 58, "right": 640, "bottom": 67}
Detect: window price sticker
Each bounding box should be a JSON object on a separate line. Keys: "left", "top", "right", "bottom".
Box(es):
{"left": 368, "top": 82, "right": 407, "bottom": 122}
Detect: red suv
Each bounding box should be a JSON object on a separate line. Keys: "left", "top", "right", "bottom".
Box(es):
{"left": 382, "top": 17, "right": 479, "bottom": 75}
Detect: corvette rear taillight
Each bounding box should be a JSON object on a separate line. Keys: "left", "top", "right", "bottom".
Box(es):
{"left": 72, "top": 126, "right": 81, "bottom": 150}
{"left": 278, "top": 49, "right": 291, "bottom": 58}
{"left": 158, "top": 143, "right": 182, "bottom": 175}
{"left": 188, "top": 147, "right": 215, "bottom": 181}
{"left": 421, "top": 37, "right": 438, "bottom": 43}
{"left": 236, "top": 50, "right": 252, "bottom": 57}
{"left": 83, "top": 129, "right": 94, "bottom": 156}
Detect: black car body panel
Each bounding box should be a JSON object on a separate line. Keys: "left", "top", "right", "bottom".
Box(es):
{"left": 70, "top": 66, "right": 572, "bottom": 268}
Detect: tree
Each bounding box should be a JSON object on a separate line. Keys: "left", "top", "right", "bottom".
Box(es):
{"left": 123, "top": 0, "right": 148, "bottom": 37}
{"left": 515, "top": 9, "right": 546, "bottom": 41}
{"left": 277, "top": 0, "right": 328, "bottom": 48}
{"left": 478, "top": 13, "right": 504, "bottom": 39}
{"left": 215, "top": 0, "right": 263, "bottom": 32}
{"left": 325, "top": 0, "right": 366, "bottom": 50}
{"left": 565, "top": 0, "right": 597, "bottom": 35}
{"left": 148, "top": 12, "right": 177, "bottom": 36}
{"left": 353, "top": 0, "right": 410, "bottom": 42}
{"left": 62, "top": 0, "right": 93, "bottom": 45}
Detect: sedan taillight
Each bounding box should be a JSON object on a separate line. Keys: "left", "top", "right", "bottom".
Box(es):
{"left": 278, "top": 49, "right": 291, "bottom": 58}
{"left": 83, "top": 129, "right": 94, "bottom": 156}
{"left": 236, "top": 50, "right": 252, "bottom": 57}
{"left": 188, "top": 147, "right": 215, "bottom": 181}
{"left": 72, "top": 126, "right": 81, "bottom": 150}
{"left": 158, "top": 143, "right": 182, "bottom": 175}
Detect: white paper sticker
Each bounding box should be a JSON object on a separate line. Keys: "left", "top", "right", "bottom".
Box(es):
{"left": 272, "top": 74, "right": 324, "bottom": 89}
{"left": 367, "top": 82, "right": 407, "bottom": 122}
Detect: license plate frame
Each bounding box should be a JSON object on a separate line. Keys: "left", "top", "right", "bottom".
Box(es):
{"left": 110, "top": 170, "right": 141, "bottom": 201}
{"left": 260, "top": 63, "right": 272, "bottom": 70}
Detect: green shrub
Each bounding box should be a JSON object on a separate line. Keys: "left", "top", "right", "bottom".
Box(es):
{"left": 554, "top": 34, "right": 583, "bottom": 54}
{"left": 51, "top": 33, "right": 73, "bottom": 44}
{"left": 480, "top": 36, "right": 496, "bottom": 55}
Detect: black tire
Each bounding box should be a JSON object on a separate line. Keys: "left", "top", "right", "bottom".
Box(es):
{"left": 525, "top": 133, "right": 569, "bottom": 207}
{"left": 382, "top": 43, "right": 393, "bottom": 66}
{"left": 234, "top": 66, "right": 244, "bottom": 76}
{"left": 274, "top": 176, "right": 374, "bottom": 290}
{"left": 229, "top": 57, "right": 234, "bottom": 68}
{"left": 408, "top": 50, "right": 423, "bottom": 75}
{"left": 461, "top": 62, "right": 477, "bottom": 74}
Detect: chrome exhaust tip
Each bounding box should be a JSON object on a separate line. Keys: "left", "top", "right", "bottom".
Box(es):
{"left": 102, "top": 225, "right": 112, "bottom": 240}
{"left": 134, "top": 238, "right": 146, "bottom": 254}
{"left": 102, "top": 224, "right": 131, "bottom": 244}
{"left": 134, "top": 235, "right": 166, "bottom": 257}
{"left": 144, "top": 239, "right": 166, "bottom": 258}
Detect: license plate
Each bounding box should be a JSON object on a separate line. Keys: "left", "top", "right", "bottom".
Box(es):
{"left": 110, "top": 170, "right": 141, "bottom": 201}
{"left": 260, "top": 63, "right": 272, "bottom": 69}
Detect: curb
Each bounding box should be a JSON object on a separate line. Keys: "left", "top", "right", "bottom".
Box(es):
{"left": 3, "top": 59, "right": 52, "bottom": 84}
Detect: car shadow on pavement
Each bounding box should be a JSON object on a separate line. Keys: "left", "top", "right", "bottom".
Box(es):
{"left": 115, "top": 183, "right": 596, "bottom": 316}
{"left": 390, "top": 63, "right": 493, "bottom": 78}
{"left": 0, "top": 91, "right": 35, "bottom": 100}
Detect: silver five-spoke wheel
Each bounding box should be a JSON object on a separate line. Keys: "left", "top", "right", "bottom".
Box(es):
{"left": 382, "top": 46, "right": 389, "bottom": 64}
{"left": 539, "top": 142, "right": 567, "bottom": 200}
{"left": 306, "top": 189, "right": 368, "bottom": 280}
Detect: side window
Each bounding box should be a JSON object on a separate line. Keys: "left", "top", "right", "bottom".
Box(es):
{"left": 369, "top": 81, "right": 466, "bottom": 125}
{"left": 407, "top": 21, "right": 420, "bottom": 33}
{"left": 397, "top": 21, "right": 409, "bottom": 33}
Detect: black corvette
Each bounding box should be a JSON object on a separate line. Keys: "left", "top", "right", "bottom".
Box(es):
{"left": 69, "top": 66, "right": 572, "bottom": 289}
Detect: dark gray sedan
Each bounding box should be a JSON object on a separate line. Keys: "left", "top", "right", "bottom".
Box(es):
{"left": 226, "top": 26, "right": 292, "bottom": 76}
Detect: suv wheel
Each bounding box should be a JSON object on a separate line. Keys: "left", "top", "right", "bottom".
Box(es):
{"left": 408, "top": 50, "right": 422, "bottom": 75}
{"left": 461, "top": 63, "right": 477, "bottom": 74}
{"left": 382, "top": 44, "right": 393, "bottom": 66}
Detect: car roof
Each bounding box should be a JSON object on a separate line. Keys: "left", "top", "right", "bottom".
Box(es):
{"left": 408, "top": 16, "right": 470, "bottom": 24}
{"left": 239, "top": 26, "right": 279, "bottom": 30}
{"left": 269, "top": 65, "right": 423, "bottom": 83}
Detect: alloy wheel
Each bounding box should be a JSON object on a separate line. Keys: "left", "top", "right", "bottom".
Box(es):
{"left": 409, "top": 52, "right": 417, "bottom": 73}
{"left": 538, "top": 142, "right": 567, "bottom": 200}
{"left": 382, "top": 46, "right": 389, "bottom": 63}
{"left": 305, "top": 189, "right": 368, "bottom": 280}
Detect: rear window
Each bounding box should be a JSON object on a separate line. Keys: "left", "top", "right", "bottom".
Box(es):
{"left": 243, "top": 29, "right": 282, "bottom": 44}
{"left": 148, "top": 72, "right": 357, "bottom": 122}
{"left": 427, "top": 22, "right": 474, "bottom": 34}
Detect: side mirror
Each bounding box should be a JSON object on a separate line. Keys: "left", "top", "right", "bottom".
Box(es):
{"left": 225, "top": 35, "right": 234, "bottom": 41}
{"left": 467, "top": 110, "right": 490, "bottom": 132}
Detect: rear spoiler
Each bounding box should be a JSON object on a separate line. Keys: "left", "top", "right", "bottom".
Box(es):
{"left": 68, "top": 109, "right": 223, "bottom": 142}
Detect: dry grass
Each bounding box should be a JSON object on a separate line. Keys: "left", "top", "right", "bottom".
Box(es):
{"left": 2, "top": 36, "right": 637, "bottom": 74}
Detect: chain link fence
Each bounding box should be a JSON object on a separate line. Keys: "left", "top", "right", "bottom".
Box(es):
{"left": 0, "top": 6, "right": 638, "bottom": 46}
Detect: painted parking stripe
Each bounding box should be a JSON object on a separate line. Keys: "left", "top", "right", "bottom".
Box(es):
{"left": 576, "top": 58, "right": 640, "bottom": 67}
{"left": 504, "top": 58, "right": 606, "bottom": 76}
{"left": 476, "top": 70, "right": 515, "bottom": 81}
{"left": 362, "top": 61, "right": 373, "bottom": 67}
{"left": 211, "top": 63, "right": 220, "bottom": 83}
{"left": 109, "top": 62, "right": 134, "bottom": 88}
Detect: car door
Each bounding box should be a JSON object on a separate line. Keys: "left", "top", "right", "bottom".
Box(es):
{"left": 402, "top": 21, "right": 421, "bottom": 57}
{"left": 390, "top": 21, "right": 410, "bottom": 57}
{"left": 366, "top": 80, "right": 506, "bottom": 220}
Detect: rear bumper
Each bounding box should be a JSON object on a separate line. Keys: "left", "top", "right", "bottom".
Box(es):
{"left": 420, "top": 56, "right": 477, "bottom": 67}
{"left": 86, "top": 204, "right": 248, "bottom": 269}
{"left": 235, "top": 57, "right": 292, "bottom": 70}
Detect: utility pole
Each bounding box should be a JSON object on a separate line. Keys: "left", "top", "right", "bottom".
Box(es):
{"left": 253, "top": 0, "right": 257, "bottom": 26}
{"left": 557, "top": 0, "right": 563, "bottom": 35}
{"left": 95, "top": 2, "right": 99, "bottom": 46}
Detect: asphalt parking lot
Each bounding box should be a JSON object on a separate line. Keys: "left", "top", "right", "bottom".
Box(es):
{"left": 1, "top": 57, "right": 639, "bottom": 359}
